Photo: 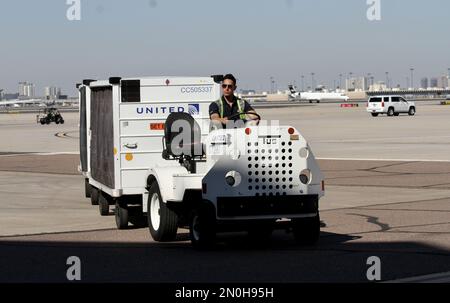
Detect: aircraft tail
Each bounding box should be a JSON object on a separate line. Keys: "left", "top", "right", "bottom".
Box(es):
{"left": 288, "top": 85, "right": 297, "bottom": 94}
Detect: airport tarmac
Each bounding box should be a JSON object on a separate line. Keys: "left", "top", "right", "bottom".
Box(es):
{"left": 0, "top": 103, "right": 449, "bottom": 282}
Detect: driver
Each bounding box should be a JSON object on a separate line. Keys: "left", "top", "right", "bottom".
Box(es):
{"left": 209, "top": 74, "right": 260, "bottom": 127}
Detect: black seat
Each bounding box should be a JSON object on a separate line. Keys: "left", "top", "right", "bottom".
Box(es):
{"left": 163, "top": 112, "right": 204, "bottom": 159}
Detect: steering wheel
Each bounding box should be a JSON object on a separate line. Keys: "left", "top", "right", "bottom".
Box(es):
{"left": 227, "top": 111, "right": 261, "bottom": 122}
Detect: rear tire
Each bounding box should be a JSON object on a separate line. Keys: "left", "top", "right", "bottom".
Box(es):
{"left": 292, "top": 214, "right": 320, "bottom": 245}
{"left": 90, "top": 187, "right": 99, "bottom": 205}
{"left": 408, "top": 107, "right": 415, "bottom": 116}
{"left": 98, "top": 192, "right": 110, "bottom": 216}
{"left": 85, "top": 179, "right": 92, "bottom": 198}
{"left": 115, "top": 201, "right": 129, "bottom": 230}
{"left": 371, "top": 113, "right": 379, "bottom": 117}
{"left": 387, "top": 108, "right": 395, "bottom": 117}
{"left": 189, "top": 203, "right": 216, "bottom": 249}
{"left": 147, "top": 181, "right": 178, "bottom": 242}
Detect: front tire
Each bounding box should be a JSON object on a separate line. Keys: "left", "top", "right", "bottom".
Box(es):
{"left": 147, "top": 181, "right": 178, "bottom": 242}
{"left": 371, "top": 113, "right": 379, "bottom": 117}
{"left": 189, "top": 203, "right": 216, "bottom": 249}
{"left": 292, "top": 214, "right": 320, "bottom": 245}
{"left": 408, "top": 107, "right": 415, "bottom": 116}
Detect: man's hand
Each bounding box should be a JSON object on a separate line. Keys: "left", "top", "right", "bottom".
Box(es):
{"left": 210, "top": 113, "right": 228, "bottom": 125}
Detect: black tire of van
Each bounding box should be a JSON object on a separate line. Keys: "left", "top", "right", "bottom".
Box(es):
{"left": 371, "top": 113, "right": 379, "bottom": 117}
{"left": 408, "top": 107, "right": 416, "bottom": 116}
{"left": 387, "top": 107, "right": 395, "bottom": 117}
{"left": 147, "top": 181, "right": 178, "bottom": 242}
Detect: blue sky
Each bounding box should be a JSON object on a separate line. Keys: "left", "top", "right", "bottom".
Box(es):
{"left": 1, "top": 0, "right": 449, "bottom": 96}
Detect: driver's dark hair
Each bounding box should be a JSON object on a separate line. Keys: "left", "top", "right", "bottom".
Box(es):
{"left": 223, "top": 74, "right": 237, "bottom": 86}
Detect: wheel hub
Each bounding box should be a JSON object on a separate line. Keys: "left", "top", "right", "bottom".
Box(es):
{"left": 150, "top": 193, "right": 161, "bottom": 230}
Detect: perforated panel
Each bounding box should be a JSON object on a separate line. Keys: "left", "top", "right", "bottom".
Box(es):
{"left": 246, "top": 140, "right": 296, "bottom": 196}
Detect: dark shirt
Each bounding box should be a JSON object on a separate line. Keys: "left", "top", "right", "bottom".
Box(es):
{"left": 209, "top": 96, "right": 254, "bottom": 121}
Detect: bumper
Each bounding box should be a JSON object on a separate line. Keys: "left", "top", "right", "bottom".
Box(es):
{"left": 367, "top": 109, "right": 384, "bottom": 113}
{"left": 215, "top": 194, "right": 319, "bottom": 219}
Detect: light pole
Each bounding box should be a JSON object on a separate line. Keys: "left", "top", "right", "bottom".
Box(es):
{"left": 270, "top": 76, "right": 274, "bottom": 94}
{"left": 339, "top": 74, "right": 342, "bottom": 90}
{"left": 311, "top": 73, "right": 315, "bottom": 91}
{"left": 410, "top": 68, "right": 414, "bottom": 89}
{"left": 301, "top": 75, "right": 304, "bottom": 91}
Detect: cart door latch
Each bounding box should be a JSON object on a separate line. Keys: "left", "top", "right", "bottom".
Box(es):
{"left": 124, "top": 143, "right": 138, "bottom": 149}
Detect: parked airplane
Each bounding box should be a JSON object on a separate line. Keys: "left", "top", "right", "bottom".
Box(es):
{"left": 0, "top": 99, "right": 43, "bottom": 107}
{"left": 288, "top": 85, "right": 349, "bottom": 103}
{"left": 0, "top": 98, "right": 76, "bottom": 108}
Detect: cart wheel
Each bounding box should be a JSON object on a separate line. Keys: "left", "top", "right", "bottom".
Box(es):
{"left": 98, "top": 192, "right": 110, "bottom": 216}
{"left": 292, "top": 213, "right": 320, "bottom": 245}
{"left": 85, "top": 179, "right": 92, "bottom": 198}
{"left": 115, "top": 201, "right": 129, "bottom": 229}
{"left": 189, "top": 203, "right": 216, "bottom": 249}
{"left": 90, "top": 187, "right": 99, "bottom": 205}
{"left": 147, "top": 181, "right": 178, "bottom": 241}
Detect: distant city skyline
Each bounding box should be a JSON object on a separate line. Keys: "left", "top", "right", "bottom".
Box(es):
{"left": 1, "top": 0, "right": 449, "bottom": 95}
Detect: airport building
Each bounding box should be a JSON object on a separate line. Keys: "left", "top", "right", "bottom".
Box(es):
{"left": 44, "top": 86, "right": 61, "bottom": 100}
{"left": 430, "top": 78, "right": 439, "bottom": 88}
{"left": 439, "top": 75, "right": 449, "bottom": 89}
{"left": 368, "top": 81, "right": 387, "bottom": 92}
{"left": 346, "top": 77, "right": 369, "bottom": 92}
{"left": 18, "top": 82, "right": 35, "bottom": 98}
{"left": 420, "top": 77, "right": 428, "bottom": 89}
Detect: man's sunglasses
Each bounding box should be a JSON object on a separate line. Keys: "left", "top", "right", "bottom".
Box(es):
{"left": 222, "top": 84, "right": 234, "bottom": 89}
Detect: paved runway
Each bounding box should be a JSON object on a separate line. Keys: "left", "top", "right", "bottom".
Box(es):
{"left": 0, "top": 103, "right": 449, "bottom": 282}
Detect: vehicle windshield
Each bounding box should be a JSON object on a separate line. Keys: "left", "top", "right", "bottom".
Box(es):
{"left": 369, "top": 97, "right": 382, "bottom": 102}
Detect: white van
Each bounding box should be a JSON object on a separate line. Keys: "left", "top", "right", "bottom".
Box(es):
{"left": 367, "top": 95, "right": 416, "bottom": 117}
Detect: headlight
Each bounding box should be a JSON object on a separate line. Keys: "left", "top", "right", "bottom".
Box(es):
{"left": 226, "top": 176, "right": 235, "bottom": 186}
{"left": 225, "top": 171, "right": 241, "bottom": 187}
{"left": 300, "top": 169, "right": 311, "bottom": 184}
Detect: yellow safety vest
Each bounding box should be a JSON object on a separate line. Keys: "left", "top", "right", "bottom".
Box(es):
{"left": 215, "top": 97, "right": 246, "bottom": 120}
